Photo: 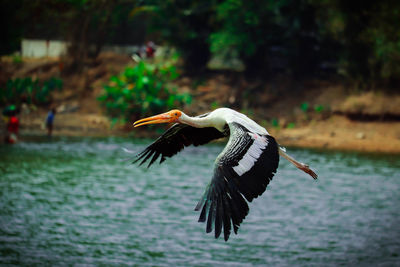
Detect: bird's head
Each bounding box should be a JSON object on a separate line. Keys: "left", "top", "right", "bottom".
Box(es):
{"left": 133, "top": 109, "right": 182, "bottom": 127}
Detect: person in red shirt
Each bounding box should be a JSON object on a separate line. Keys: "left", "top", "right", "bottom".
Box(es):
{"left": 146, "top": 41, "right": 156, "bottom": 58}
{"left": 7, "top": 115, "right": 19, "bottom": 143}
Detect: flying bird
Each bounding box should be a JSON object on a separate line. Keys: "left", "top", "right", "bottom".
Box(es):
{"left": 133, "top": 108, "right": 317, "bottom": 241}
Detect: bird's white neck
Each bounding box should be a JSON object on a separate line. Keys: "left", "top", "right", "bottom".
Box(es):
{"left": 179, "top": 113, "right": 213, "bottom": 128}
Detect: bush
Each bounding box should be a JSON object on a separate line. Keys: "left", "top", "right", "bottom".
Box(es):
{"left": 0, "top": 77, "right": 63, "bottom": 106}
{"left": 98, "top": 60, "right": 191, "bottom": 124}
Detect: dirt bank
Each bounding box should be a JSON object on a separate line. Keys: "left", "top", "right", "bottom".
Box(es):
{"left": 271, "top": 116, "right": 400, "bottom": 153}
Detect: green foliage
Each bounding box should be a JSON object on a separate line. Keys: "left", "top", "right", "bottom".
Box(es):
{"left": 314, "top": 104, "right": 324, "bottom": 113}
{"left": 98, "top": 61, "right": 191, "bottom": 123}
{"left": 210, "top": 101, "right": 220, "bottom": 110}
{"left": 286, "top": 122, "right": 296, "bottom": 129}
{"left": 300, "top": 102, "right": 309, "bottom": 113}
{"left": 271, "top": 118, "right": 279, "bottom": 128}
{"left": 12, "top": 55, "right": 23, "bottom": 65}
{"left": 0, "top": 77, "right": 63, "bottom": 106}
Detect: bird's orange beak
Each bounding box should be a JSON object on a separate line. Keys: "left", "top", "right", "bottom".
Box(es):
{"left": 133, "top": 110, "right": 180, "bottom": 127}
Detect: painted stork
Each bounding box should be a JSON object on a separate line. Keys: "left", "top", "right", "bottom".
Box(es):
{"left": 133, "top": 108, "right": 317, "bottom": 241}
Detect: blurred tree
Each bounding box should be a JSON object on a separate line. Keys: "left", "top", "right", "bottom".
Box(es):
{"left": 1, "top": 0, "right": 399, "bottom": 88}
{"left": 150, "top": 0, "right": 219, "bottom": 73}
{"left": 0, "top": 0, "right": 24, "bottom": 54}
{"left": 63, "top": 0, "right": 118, "bottom": 72}
{"left": 150, "top": 0, "right": 332, "bottom": 76}
{"left": 314, "top": 0, "right": 400, "bottom": 88}
{"left": 209, "top": 0, "right": 325, "bottom": 76}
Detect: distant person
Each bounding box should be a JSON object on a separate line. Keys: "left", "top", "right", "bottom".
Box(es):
{"left": 2, "top": 105, "right": 19, "bottom": 144}
{"left": 46, "top": 108, "right": 56, "bottom": 137}
{"left": 146, "top": 41, "right": 156, "bottom": 58}
{"left": 132, "top": 42, "right": 156, "bottom": 62}
{"left": 5, "top": 111, "right": 19, "bottom": 144}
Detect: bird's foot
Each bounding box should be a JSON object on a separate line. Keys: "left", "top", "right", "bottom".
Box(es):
{"left": 298, "top": 163, "right": 318, "bottom": 179}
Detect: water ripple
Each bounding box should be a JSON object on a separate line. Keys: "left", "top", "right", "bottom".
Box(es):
{"left": 1, "top": 138, "right": 399, "bottom": 266}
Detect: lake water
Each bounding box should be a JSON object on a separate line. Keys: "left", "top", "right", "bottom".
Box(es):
{"left": 1, "top": 137, "right": 399, "bottom": 266}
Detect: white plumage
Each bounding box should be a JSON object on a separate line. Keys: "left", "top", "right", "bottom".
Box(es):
{"left": 233, "top": 133, "right": 267, "bottom": 176}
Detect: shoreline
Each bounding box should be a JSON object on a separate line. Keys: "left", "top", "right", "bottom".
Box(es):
{"left": 15, "top": 112, "right": 400, "bottom": 154}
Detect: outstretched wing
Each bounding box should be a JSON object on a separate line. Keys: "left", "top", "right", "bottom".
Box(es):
{"left": 133, "top": 123, "right": 227, "bottom": 167}
{"left": 195, "top": 122, "right": 279, "bottom": 241}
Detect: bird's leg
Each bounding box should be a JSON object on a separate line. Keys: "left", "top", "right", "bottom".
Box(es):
{"left": 278, "top": 147, "right": 318, "bottom": 179}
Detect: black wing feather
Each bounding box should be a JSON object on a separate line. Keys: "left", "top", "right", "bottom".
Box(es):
{"left": 215, "top": 194, "right": 223, "bottom": 238}
{"left": 222, "top": 193, "right": 232, "bottom": 241}
{"left": 133, "top": 121, "right": 227, "bottom": 167}
{"left": 196, "top": 122, "right": 279, "bottom": 241}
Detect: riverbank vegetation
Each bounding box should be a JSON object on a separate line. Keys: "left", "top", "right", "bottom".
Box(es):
{"left": 0, "top": 77, "right": 63, "bottom": 106}
{"left": 98, "top": 58, "right": 191, "bottom": 124}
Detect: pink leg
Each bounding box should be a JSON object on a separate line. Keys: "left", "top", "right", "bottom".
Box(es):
{"left": 279, "top": 147, "right": 318, "bottom": 179}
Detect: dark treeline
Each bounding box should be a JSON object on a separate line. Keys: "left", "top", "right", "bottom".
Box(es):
{"left": 1, "top": 0, "right": 399, "bottom": 89}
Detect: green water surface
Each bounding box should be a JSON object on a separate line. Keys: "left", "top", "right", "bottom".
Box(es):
{"left": 1, "top": 137, "right": 399, "bottom": 266}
